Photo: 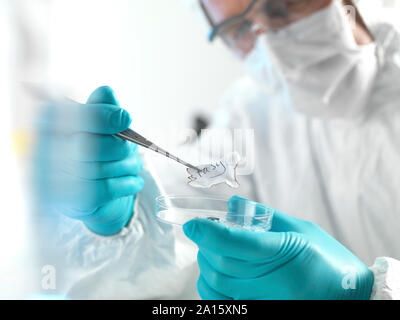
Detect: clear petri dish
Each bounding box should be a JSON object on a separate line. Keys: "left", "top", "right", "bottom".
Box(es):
{"left": 155, "top": 195, "right": 274, "bottom": 232}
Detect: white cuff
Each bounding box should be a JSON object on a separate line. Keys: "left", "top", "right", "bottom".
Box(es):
{"left": 369, "top": 257, "right": 400, "bottom": 300}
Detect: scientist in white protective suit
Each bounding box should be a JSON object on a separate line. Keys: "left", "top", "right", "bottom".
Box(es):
{"left": 33, "top": 0, "right": 400, "bottom": 299}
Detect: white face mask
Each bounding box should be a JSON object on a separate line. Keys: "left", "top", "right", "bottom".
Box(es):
{"left": 244, "top": 1, "right": 379, "bottom": 119}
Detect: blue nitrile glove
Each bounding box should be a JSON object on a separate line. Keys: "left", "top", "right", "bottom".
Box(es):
{"left": 183, "top": 196, "right": 374, "bottom": 300}
{"left": 34, "top": 86, "right": 144, "bottom": 236}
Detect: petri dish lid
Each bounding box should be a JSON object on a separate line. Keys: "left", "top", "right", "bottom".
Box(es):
{"left": 155, "top": 195, "right": 274, "bottom": 231}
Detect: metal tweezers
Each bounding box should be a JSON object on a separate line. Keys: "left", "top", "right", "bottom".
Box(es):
{"left": 115, "top": 129, "right": 200, "bottom": 171}
{"left": 24, "top": 83, "right": 200, "bottom": 171}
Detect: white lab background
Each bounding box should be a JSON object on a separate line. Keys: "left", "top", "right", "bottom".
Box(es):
{"left": 1, "top": 0, "right": 400, "bottom": 299}
{"left": 47, "top": 0, "right": 244, "bottom": 132}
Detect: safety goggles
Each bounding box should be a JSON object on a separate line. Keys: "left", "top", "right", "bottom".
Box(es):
{"left": 200, "top": 0, "right": 334, "bottom": 54}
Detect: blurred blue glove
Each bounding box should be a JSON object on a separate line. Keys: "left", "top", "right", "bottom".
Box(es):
{"left": 183, "top": 196, "right": 374, "bottom": 300}
{"left": 34, "top": 86, "right": 144, "bottom": 236}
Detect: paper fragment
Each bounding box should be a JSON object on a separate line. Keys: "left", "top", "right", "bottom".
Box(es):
{"left": 187, "top": 152, "right": 241, "bottom": 189}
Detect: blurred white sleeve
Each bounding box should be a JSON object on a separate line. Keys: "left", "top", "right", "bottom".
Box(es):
{"left": 369, "top": 257, "right": 400, "bottom": 300}
{"left": 50, "top": 166, "right": 187, "bottom": 299}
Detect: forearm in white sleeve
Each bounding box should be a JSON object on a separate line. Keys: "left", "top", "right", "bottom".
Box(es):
{"left": 369, "top": 257, "right": 400, "bottom": 300}
{"left": 48, "top": 165, "right": 191, "bottom": 299}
